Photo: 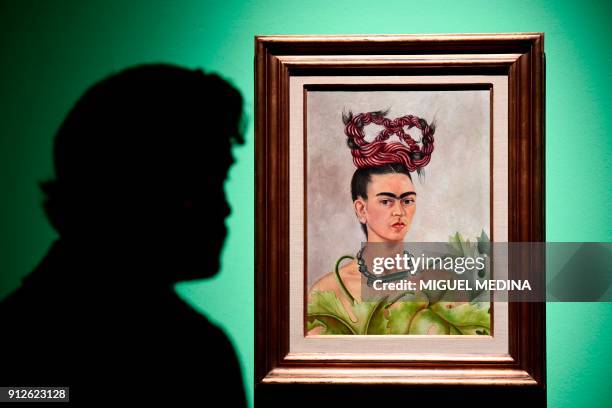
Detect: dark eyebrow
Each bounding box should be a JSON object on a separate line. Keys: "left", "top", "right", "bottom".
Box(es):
{"left": 376, "top": 192, "right": 417, "bottom": 199}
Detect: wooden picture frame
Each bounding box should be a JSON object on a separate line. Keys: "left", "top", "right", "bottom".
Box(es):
{"left": 255, "top": 33, "right": 545, "bottom": 401}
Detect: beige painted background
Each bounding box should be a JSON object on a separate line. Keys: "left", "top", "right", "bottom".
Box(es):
{"left": 306, "top": 90, "right": 490, "bottom": 288}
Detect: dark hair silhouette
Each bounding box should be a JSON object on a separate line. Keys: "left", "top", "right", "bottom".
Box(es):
{"left": 41, "top": 65, "right": 244, "bottom": 240}
{"left": 350, "top": 163, "right": 413, "bottom": 237}
{"left": 0, "top": 64, "right": 248, "bottom": 405}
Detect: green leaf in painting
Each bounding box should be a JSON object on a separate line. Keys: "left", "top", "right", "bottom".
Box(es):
{"left": 307, "top": 291, "right": 357, "bottom": 335}
{"left": 409, "top": 308, "right": 451, "bottom": 335}
{"left": 307, "top": 290, "right": 392, "bottom": 335}
{"left": 385, "top": 292, "right": 429, "bottom": 334}
{"left": 429, "top": 301, "right": 491, "bottom": 329}
{"left": 477, "top": 229, "right": 490, "bottom": 255}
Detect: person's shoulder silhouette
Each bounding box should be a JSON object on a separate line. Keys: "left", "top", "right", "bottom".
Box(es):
{"left": 0, "top": 64, "right": 247, "bottom": 405}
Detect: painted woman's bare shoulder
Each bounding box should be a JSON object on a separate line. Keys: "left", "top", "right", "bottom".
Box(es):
{"left": 308, "top": 260, "right": 359, "bottom": 300}
{"left": 309, "top": 272, "right": 336, "bottom": 295}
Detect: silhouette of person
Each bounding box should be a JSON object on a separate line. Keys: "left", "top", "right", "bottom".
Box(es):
{"left": 0, "top": 64, "right": 247, "bottom": 405}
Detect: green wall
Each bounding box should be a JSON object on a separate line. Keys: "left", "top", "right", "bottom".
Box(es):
{"left": 0, "top": 0, "right": 610, "bottom": 406}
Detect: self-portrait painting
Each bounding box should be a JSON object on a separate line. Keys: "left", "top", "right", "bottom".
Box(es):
{"left": 258, "top": 34, "right": 545, "bottom": 392}
{"left": 305, "top": 87, "right": 492, "bottom": 336}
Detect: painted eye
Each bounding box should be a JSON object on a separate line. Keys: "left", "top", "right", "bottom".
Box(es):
{"left": 403, "top": 198, "right": 415, "bottom": 205}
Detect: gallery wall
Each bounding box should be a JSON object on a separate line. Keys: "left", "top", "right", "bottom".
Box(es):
{"left": 0, "top": 1, "right": 610, "bottom": 406}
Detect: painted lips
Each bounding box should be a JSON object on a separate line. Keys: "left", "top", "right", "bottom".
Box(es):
{"left": 391, "top": 221, "right": 405, "bottom": 230}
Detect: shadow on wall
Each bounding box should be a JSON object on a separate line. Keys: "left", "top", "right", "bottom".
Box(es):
{"left": 0, "top": 64, "right": 247, "bottom": 406}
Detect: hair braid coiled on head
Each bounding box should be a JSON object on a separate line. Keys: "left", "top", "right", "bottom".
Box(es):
{"left": 343, "top": 110, "right": 435, "bottom": 172}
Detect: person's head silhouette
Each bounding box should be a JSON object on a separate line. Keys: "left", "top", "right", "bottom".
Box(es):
{"left": 1, "top": 64, "right": 248, "bottom": 405}
{"left": 40, "top": 64, "right": 244, "bottom": 283}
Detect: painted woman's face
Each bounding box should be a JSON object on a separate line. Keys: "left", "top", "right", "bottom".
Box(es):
{"left": 353, "top": 173, "right": 416, "bottom": 242}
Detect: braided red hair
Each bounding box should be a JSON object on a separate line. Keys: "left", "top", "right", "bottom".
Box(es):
{"left": 343, "top": 110, "right": 435, "bottom": 172}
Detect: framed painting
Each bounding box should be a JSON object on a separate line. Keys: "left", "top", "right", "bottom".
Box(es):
{"left": 255, "top": 33, "right": 545, "bottom": 400}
